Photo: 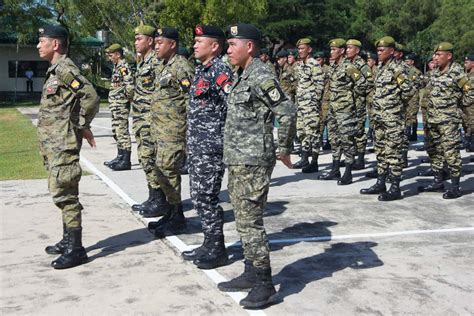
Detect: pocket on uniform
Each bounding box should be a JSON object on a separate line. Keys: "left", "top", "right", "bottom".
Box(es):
{"left": 54, "top": 162, "right": 82, "bottom": 187}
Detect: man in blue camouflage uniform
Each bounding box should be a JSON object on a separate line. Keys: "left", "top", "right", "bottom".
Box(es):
{"left": 180, "top": 25, "right": 233, "bottom": 270}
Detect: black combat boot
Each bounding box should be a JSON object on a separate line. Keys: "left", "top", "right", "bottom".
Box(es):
{"left": 193, "top": 235, "right": 229, "bottom": 269}
{"left": 104, "top": 148, "right": 123, "bottom": 167}
{"left": 467, "top": 135, "right": 474, "bottom": 152}
{"left": 302, "top": 153, "right": 318, "bottom": 173}
{"left": 409, "top": 123, "right": 418, "bottom": 141}
{"left": 378, "top": 176, "right": 401, "bottom": 201}
{"left": 322, "top": 140, "right": 331, "bottom": 150}
{"left": 51, "top": 227, "right": 88, "bottom": 269}
{"left": 353, "top": 152, "right": 365, "bottom": 170}
{"left": 182, "top": 235, "right": 210, "bottom": 261}
{"left": 152, "top": 204, "right": 186, "bottom": 238}
{"left": 218, "top": 260, "right": 256, "bottom": 292}
{"left": 402, "top": 151, "right": 408, "bottom": 168}
{"left": 132, "top": 186, "right": 155, "bottom": 212}
{"left": 418, "top": 171, "right": 445, "bottom": 192}
{"left": 140, "top": 188, "right": 169, "bottom": 218}
{"left": 240, "top": 267, "right": 278, "bottom": 309}
{"left": 417, "top": 167, "right": 434, "bottom": 177}
{"left": 292, "top": 151, "right": 309, "bottom": 169}
{"left": 443, "top": 176, "right": 462, "bottom": 199}
{"left": 45, "top": 223, "right": 67, "bottom": 255}
{"left": 365, "top": 168, "right": 378, "bottom": 178}
{"left": 318, "top": 160, "right": 341, "bottom": 180}
{"left": 110, "top": 150, "right": 131, "bottom": 171}
{"left": 360, "top": 174, "right": 386, "bottom": 194}
{"left": 337, "top": 163, "right": 353, "bottom": 185}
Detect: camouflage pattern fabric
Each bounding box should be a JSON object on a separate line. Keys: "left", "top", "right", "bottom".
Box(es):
{"left": 462, "top": 71, "right": 474, "bottom": 137}
{"left": 419, "top": 71, "right": 436, "bottom": 160}
{"left": 405, "top": 65, "right": 423, "bottom": 126}
{"left": 366, "top": 66, "right": 377, "bottom": 130}
{"left": 278, "top": 63, "right": 296, "bottom": 102}
{"left": 319, "top": 64, "right": 333, "bottom": 137}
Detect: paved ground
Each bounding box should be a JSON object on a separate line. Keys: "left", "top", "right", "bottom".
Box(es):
{"left": 1, "top": 107, "right": 473, "bottom": 315}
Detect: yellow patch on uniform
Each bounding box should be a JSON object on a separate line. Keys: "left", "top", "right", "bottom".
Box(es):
{"left": 463, "top": 81, "right": 472, "bottom": 93}
{"left": 180, "top": 79, "right": 191, "bottom": 87}
{"left": 396, "top": 75, "right": 406, "bottom": 85}
{"left": 120, "top": 67, "right": 128, "bottom": 76}
{"left": 411, "top": 75, "right": 417, "bottom": 81}
{"left": 70, "top": 80, "right": 81, "bottom": 89}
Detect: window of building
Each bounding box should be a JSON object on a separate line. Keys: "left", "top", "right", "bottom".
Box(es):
{"left": 8, "top": 60, "right": 49, "bottom": 78}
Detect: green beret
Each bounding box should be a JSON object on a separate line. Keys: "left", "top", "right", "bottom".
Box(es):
{"left": 395, "top": 42, "right": 404, "bottom": 51}
{"left": 156, "top": 27, "right": 179, "bottom": 41}
{"left": 434, "top": 42, "right": 454, "bottom": 53}
{"left": 105, "top": 43, "right": 122, "bottom": 53}
{"left": 38, "top": 25, "right": 68, "bottom": 39}
{"left": 465, "top": 54, "right": 474, "bottom": 61}
{"left": 134, "top": 25, "right": 156, "bottom": 37}
{"left": 313, "top": 51, "right": 325, "bottom": 58}
{"left": 376, "top": 36, "right": 396, "bottom": 48}
{"left": 346, "top": 39, "right": 362, "bottom": 47}
{"left": 329, "top": 38, "right": 346, "bottom": 48}
{"left": 296, "top": 38, "right": 312, "bottom": 46}
{"left": 289, "top": 49, "right": 298, "bottom": 57}
{"left": 225, "top": 23, "right": 261, "bottom": 41}
{"left": 276, "top": 50, "right": 289, "bottom": 58}
{"left": 260, "top": 48, "right": 270, "bottom": 55}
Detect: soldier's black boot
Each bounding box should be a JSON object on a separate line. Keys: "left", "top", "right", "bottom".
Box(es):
{"left": 292, "top": 151, "right": 309, "bottom": 169}
{"left": 51, "top": 227, "right": 88, "bottom": 269}
{"left": 302, "top": 153, "right": 318, "bottom": 173}
{"left": 132, "top": 186, "right": 154, "bottom": 212}
{"left": 378, "top": 177, "right": 401, "bottom": 201}
{"left": 360, "top": 174, "right": 386, "bottom": 194}
{"left": 443, "top": 176, "right": 462, "bottom": 199}
{"left": 193, "top": 235, "right": 229, "bottom": 269}
{"left": 365, "top": 168, "right": 378, "bottom": 178}
{"left": 140, "top": 188, "right": 168, "bottom": 218}
{"left": 402, "top": 151, "right": 408, "bottom": 168}
{"left": 182, "top": 235, "right": 210, "bottom": 261}
{"left": 322, "top": 140, "right": 331, "bottom": 150}
{"left": 467, "top": 135, "right": 474, "bottom": 152}
{"left": 240, "top": 267, "right": 278, "bottom": 309}
{"left": 318, "top": 160, "right": 341, "bottom": 180}
{"left": 45, "top": 223, "right": 67, "bottom": 255}
{"left": 152, "top": 204, "right": 186, "bottom": 238}
{"left": 409, "top": 123, "right": 418, "bottom": 141}
{"left": 218, "top": 260, "right": 257, "bottom": 292}
{"left": 110, "top": 150, "right": 131, "bottom": 171}
{"left": 417, "top": 171, "right": 445, "bottom": 192}
{"left": 104, "top": 148, "right": 123, "bottom": 167}
{"left": 353, "top": 152, "right": 365, "bottom": 170}
{"left": 337, "top": 163, "right": 353, "bottom": 185}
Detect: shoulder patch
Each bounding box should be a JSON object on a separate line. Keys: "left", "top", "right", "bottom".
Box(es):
{"left": 216, "top": 73, "right": 229, "bottom": 87}
{"left": 62, "top": 71, "right": 84, "bottom": 92}
{"left": 180, "top": 78, "right": 191, "bottom": 92}
{"left": 260, "top": 79, "right": 287, "bottom": 106}
{"left": 347, "top": 66, "right": 362, "bottom": 81}
{"left": 458, "top": 77, "right": 468, "bottom": 90}
{"left": 120, "top": 67, "right": 128, "bottom": 76}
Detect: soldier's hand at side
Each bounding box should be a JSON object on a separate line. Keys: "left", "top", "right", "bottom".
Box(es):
{"left": 278, "top": 153, "right": 292, "bottom": 169}
{"left": 82, "top": 128, "right": 96, "bottom": 148}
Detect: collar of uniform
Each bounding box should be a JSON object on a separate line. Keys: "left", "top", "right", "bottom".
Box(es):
{"left": 203, "top": 56, "right": 219, "bottom": 70}
{"left": 48, "top": 54, "right": 67, "bottom": 74}
{"left": 164, "top": 53, "right": 178, "bottom": 66}
{"left": 143, "top": 50, "right": 155, "bottom": 64}
{"left": 240, "top": 57, "right": 261, "bottom": 80}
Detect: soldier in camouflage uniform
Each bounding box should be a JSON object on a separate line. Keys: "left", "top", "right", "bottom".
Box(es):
{"left": 346, "top": 39, "right": 374, "bottom": 170}
{"left": 417, "top": 43, "right": 472, "bottom": 199}
{"left": 276, "top": 50, "right": 296, "bottom": 101}
{"left": 104, "top": 44, "right": 134, "bottom": 171}
{"left": 293, "top": 38, "right": 324, "bottom": 173}
{"left": 366, "top": 52, "right": 378, "bottom": 143}
{"left": 216, "top": 23, "right": 295, "bottom": 309}
{"left": 319, "top": 39, "right": 366, "bottom": 184}
{"left": 260, "top": 47, "right": 277, "bottom": 75}
{"left": 146, "top": 27, "right": 195, "bottom": 237}
{"left": 463, "top": 54, "right": 474, "bottom": 153}
{"left": 179, "top": 25, "right": 233, "bottom": 270}
{"left": 131, "top": 25, "right": 167, "bottom": 216}
{"left": 314, "top": 51, "right": 333, "bottom": 150}
{"left": 360, "top": 36, "right": 415, "bottom": 201}
{"left": 37, "top": 26, "right": 99, "bottom": 269}
{"left": 404, "top": 53, "right": 423, "bottom": 142}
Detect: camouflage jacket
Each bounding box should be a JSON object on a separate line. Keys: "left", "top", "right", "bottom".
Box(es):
{"left": 38, "top": 54, "right": 99, "bottom": 167}
{"left": 295, "top": 57, "right": 324, "bottom": 108}
{"left": 109, "top": 58, "right": 134, "bottom": 102}
{"left": 373, "top": 58, "right": 415, "bottom": 122}
{"left": 187, "top": 56, "right": 233, "bottom": 155}
{"left": 132, "top": 51, "right": 159, "bottom": 114}
{"left": 223, "top": 58, "right": 296, "bottom": 166}
{"left": 427, "top": 62, "right": 471, "bottom": 124}
{"left": 278, "top": 63, "right": 296, "bottom": 100}
{"left": 152, "top": 53, "right": 194, "bottom": 145}
{"left": 351, "top": 55, "right": 374, "bottom": 95}
{"left": 464, "top": 71, "right": 474, "bottom": 109}
{"left": 321, "top": 64, "right": 333, "bottom": 105}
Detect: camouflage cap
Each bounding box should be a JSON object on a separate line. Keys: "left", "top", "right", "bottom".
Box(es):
{"left": 38, "top": 25, "right": 68, "bottom": 39}
{"left": 225, "top": 23, "right": 261, "bottom": 41}
{"left": 296, "top": 38, "right": 312, "bottom": 46}
{"left": 395, "top": 42, "right": 404, "bottom": 52}
{"left": 105, "top": 43, "right": 122, "bottom": 53}
{"left": 329, "top": 38, "right": 346, "bottom": 48}
{"left": 376, "top": 36, "right": 396, "bottom": 48}
{"left": 346, "top": 39, "right": 362, "bottom": 47}
{"left": 156, "top": 27, "right": 179, "bottom": 41}
{"left": 434, "top": 42, "right": 454, "bottom": 53}
{"left": 134, "top": 25, "right": 156, "bottom": 37}
{"left": 313, "top": 51, "right": 325, "bottom": 58}
{"left": 465, "top": 54, "right": 474, "bottom": 61}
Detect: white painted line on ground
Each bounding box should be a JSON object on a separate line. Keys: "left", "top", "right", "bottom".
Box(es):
{"left": 90, "top": 124, "right": 113, "bottom": 130}
{"left": 80, "top": 155, "right": 266, "bottom": 316}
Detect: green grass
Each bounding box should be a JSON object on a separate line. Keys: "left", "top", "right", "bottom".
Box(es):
{"left": 0, "top": 108, "right": 47, "bottom": 180}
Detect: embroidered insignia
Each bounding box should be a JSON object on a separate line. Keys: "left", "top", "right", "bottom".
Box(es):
{"left": 269, "top": 88, "right": 281, "bottom": 102}
{"left": 70, "top": 80, "right": 81, "bottom": 89}
{"left": 230, "top": 26, "right": 238, "bottom": 36}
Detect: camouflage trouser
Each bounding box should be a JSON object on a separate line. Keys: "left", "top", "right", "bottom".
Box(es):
{"left": 155, "top": 143, "right": 185, "bottom": 205}
{"left": 297, "top": 103, "right": 321, "bottom": 153}
{"left": 463, "top": 105, "right": 474, "bottom": 137}
{"left": 401, "top": 103, "right": 409, "bottom": 153}
{"left": 367, "top": 92, "right": 375, "bottom": 130}
{"left": 421, "top": 103, "right": 436, "bottom": 159}
{"left": 47, "top": 160, "right": 83, "bottom": 228}
{"left": 354, "top": 96, "right": 368, "bottom": 153}
{"left": 374, "top": 119, "right": 404, "bottom": 177}
{"left": 406, "top": 92, "right": 420, "bottom": 126}
{"left": 132, "top": 111, "right": 160, "bottom": 190}
{"left": 327, "top": 107, "right": 357, "bottom": 164}
{"left": 109, "top": 100, "right": 132, "bottom": 151}
{"left": 228, "top": 164, "right": 273, "bottom": 269}
{"left": 189, "top": 154, "right": 225, "bottom": 236}
{"left": 319, "top": 100, "right": 329, "bottom": 138}
{"left": 428, "top": 122, "right": 462, "bottom": 177}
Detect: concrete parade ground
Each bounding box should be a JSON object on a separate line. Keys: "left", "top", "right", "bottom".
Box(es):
{"left": 1, "top": 107, "right": 473, "bottom": 315}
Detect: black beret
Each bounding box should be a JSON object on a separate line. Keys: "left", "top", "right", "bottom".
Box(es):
{"left": 276, "top": 50, "right": 289, "bottom": 58}
{"left": 367, "top": 52, "right": 378, "bottom": 60}
{"left": 404, "top": 52, "right": 417, "bottom": 61}
{"left": 156, "top": 27, "right": 179, "bottom": 41}
{"left": 226, "top": 23, "right": 261, "bottom": 41}
{"left": 38, "top": 25, "right": 68, "bottom": 39}
{"left": 260, "top": 48, "right": 270, "bottom": 55}
{"left": 193, "top": 25, "right": 225, "bottom": 39}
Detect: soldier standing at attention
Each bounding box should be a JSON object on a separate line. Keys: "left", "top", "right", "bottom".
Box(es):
{"left": 216, "top": 23, "right": 295, "bottom": 308}
{"left": 37, "top": 26, "right": 99, "bottom": 269}
{"left": 131, "top": 25, "right": 167, "bottom": 216}
{"left": 180, "top": 25, "right": 233, "bottom": 270}
{"left": 360, "top": 36, "right": 414, "bottom": 201}
{"left": 293, "top": 38, "right": 324, "bottom": 173}
{"left": 314, "top": 51, "right": 332, "bottom": 150}
{"left": 147, "top": 28, "right": 194, "bottom": 237}
{"left": 463, "top": 54, "right": 474, "bottom": 153}
{"left": 417, "top": 43, "right": 472, "bottom": 199}
{"left": 404, "top": 53, "right": 423, "bottom": 142}
{"left": 366, "top": 52, "right": 378, "bottom": 144}
{"left": 275, "top": 50, "right": 296, "bottom": 101}
{"left": 104, "top": 44, "right": 134, "bottom": 171}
